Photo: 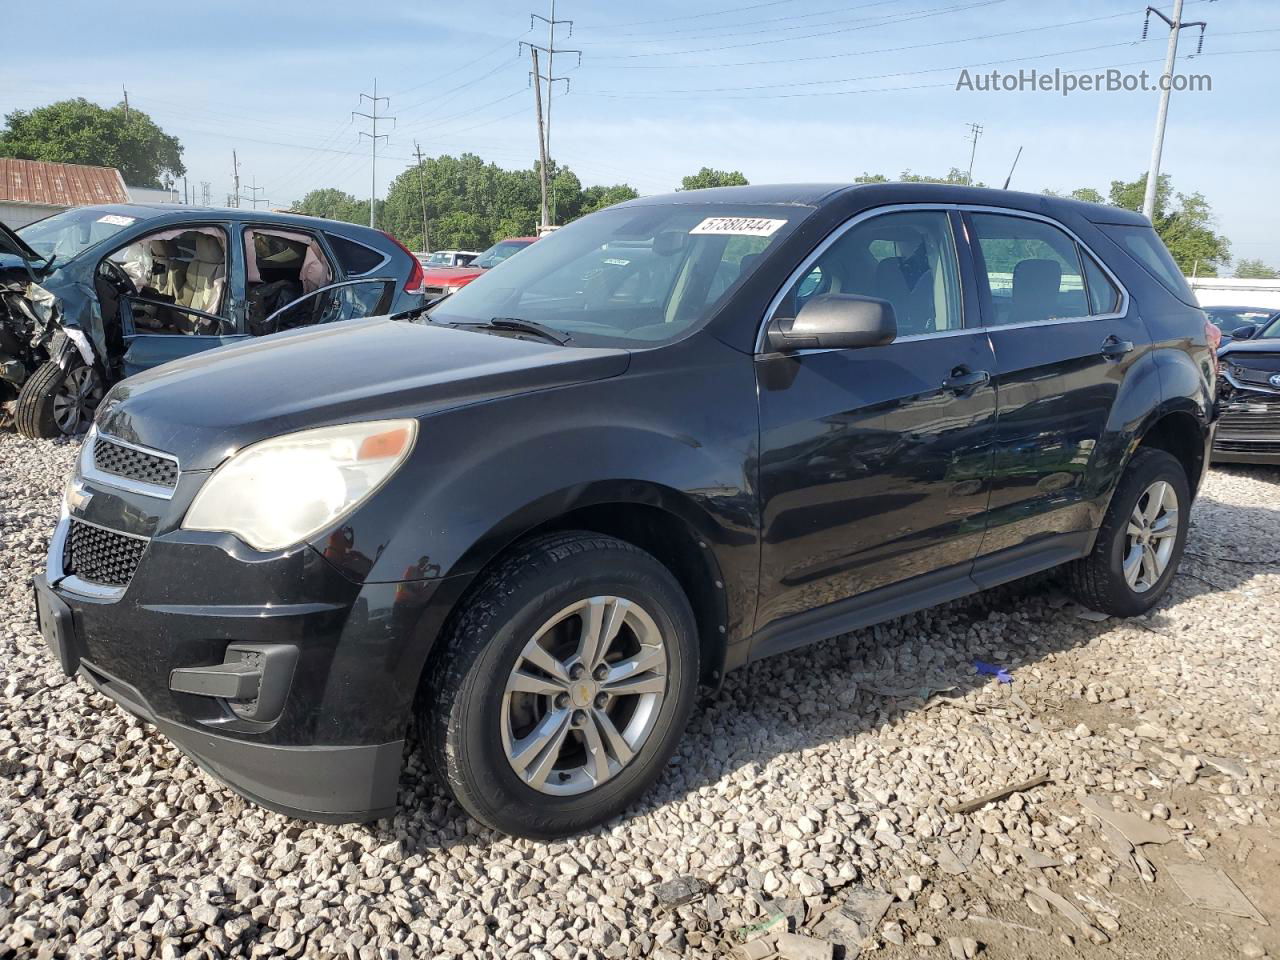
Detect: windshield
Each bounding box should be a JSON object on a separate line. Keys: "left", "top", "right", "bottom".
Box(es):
{"left": 1257, "top": 314, "right": 1280, "bottom": 339}
{"left": 425, "top": 204, "right": 805, "bottom": 346}
{"left": 1208, "top": 308, "right": 1276, "bottom": 335}
{"left": 423, "top": 251, "right": 454, "bottom": 266}
{"left": 17, "top": 208, "right": 141, "bottom": 261}
{"left": 472, "top": 239, "right": 533, "bottom": 269}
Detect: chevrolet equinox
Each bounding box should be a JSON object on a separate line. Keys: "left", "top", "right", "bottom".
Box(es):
{"left": 34, "top": 183, "right": 1216, "bottom": 839}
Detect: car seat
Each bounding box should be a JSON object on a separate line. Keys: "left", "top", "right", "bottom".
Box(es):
{"left": 176, "top": 234, "right": 227, "bottom": 317}
{"left": 1011, "top": 259, "right": 1062, "bottom": 324}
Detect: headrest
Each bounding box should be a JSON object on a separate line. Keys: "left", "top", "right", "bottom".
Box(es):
{"left": 192, "top": 233, "right": 224, "bottom": 264}
{"left": 1012, "top": 258, "right": 1062, "bottom": 298}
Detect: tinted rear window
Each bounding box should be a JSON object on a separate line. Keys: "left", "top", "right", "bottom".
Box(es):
{"left": 1098, "top": 224, "right": 1195, "bottom": 304}
{"left": 326, "top": 234, "right": 386, "bottom": 275}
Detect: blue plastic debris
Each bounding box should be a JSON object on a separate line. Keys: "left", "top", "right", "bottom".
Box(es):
{"left": 974, "top": 661, "right": 1013, "bottom": 684}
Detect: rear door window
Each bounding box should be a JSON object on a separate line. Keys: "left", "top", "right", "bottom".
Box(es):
{"left": 1081, "top": 252, "right": 1122, "bottom": 315}
{"left": 326, "top": 233, "right": 387, "bottom": 276}
{"left": 969, "top": 214, "right": 1089, "bottom": 325}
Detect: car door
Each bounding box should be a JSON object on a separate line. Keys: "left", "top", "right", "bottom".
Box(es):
{"left": 754, "top": 208, "right": 998, "bottom": 636}
{"left": 113, "top": 223, "right": 247, "bottom": 377}
{"left": 963, "top": 208, "right": 1146, "bottom": 565}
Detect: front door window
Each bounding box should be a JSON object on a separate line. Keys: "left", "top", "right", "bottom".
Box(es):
{"left": 102, "top": 228, "right": 230, "bottom": 336}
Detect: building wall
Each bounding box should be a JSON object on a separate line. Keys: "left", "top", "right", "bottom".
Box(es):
{"left": 0, "top": 202, "right": 62, "bottom": 230}
{"left": 1191, "top": 277, "right": 1280, "bottom": 310}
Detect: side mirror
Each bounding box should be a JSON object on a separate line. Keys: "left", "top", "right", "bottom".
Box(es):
{"left": 1228, "top": 323, "right": 1259, "bottom": 341}
{"left": 767, "top": 293, "right": 897, "bottom": 352}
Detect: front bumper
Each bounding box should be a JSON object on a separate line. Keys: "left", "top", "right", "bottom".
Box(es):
{"left": 1211, "top": 390, "right": 1280, "bottom": 465}
{"left": 39, "top": 448, "right": 453, "bottom": 822}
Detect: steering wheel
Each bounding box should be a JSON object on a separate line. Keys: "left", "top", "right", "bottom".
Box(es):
{"left": 100, "top": 259, "right": 138, "bottom": 297}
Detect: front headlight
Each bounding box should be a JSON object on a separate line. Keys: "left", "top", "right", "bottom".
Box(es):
{"left": 182, "top": 420, "right": 417, "bottom": 552}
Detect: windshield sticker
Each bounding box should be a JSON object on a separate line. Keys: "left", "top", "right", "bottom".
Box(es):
{"left": 603, "top": 258, "right": 631, "bottom": 266}
{"left": 690, "top": 217, "right": 787, "bottom": 237}
{"left": 97, "top": 215, "right": 136, "bottom": 227}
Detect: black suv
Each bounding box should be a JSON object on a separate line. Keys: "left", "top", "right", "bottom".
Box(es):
{"left": 34, "top": 184, "right": 1215, "bottom": 838}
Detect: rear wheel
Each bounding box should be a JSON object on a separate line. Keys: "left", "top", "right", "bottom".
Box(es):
{"left": 1066, "top": 447, "right": 1190, "bottom": 617}
{"left": 421, "top": 532, "right": 698, "bottom": 839}
{"left": 15, "top": 359, "right": 104, "bottom": 438}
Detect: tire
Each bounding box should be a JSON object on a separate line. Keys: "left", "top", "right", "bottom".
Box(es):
{"left": 1066, "top": 447, "right": 1190, "bottom": 617}
{"left": 15, "top": 359, "right": 104, "bottom": 439}
{"left": 421, "top": 532, "right": 699, "bottom": 839}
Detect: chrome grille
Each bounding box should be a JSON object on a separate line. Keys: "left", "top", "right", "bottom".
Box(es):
{"left": 93, "top": 436, "right": 178, "bottom": 489}
{"left": 64, "top": 520, "right": 147, "bottom": 588}
{"left": 1216, "top": 438, "right": 1280, "bottom": 454}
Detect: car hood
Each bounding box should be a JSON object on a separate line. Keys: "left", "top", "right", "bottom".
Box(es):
{"left": 0, "top": 221, "right": 43, "bottom": 263}
{"left": 1218, "top": 338, "right": 1280, "bottom": 357}
{"left": 99, "top": 317, "right": 630, "bottom": 469}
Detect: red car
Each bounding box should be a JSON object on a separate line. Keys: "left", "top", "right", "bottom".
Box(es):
{"left": 419, "top": 236, "right": 537, "bottom": 298}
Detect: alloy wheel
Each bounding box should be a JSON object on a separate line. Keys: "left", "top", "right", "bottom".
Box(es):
{"left": 501, "top": 596, "right": 668, "bottom": 796}
{"left": 51, "top": 365, "right": 104, "bottom": 436}
{"left": 1123, "top": 480, "right": 1179, "bottom": 593}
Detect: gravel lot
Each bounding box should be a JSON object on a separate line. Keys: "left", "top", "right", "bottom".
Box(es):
{"left": 1, "top": 432, "right": 1277, "bottom": 960}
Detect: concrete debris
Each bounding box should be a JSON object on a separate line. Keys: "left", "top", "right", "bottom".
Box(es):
{"left": 1165, "top": 864, "right": 1268, "bottom": 925}
{"left": 1080, "top": 795, "right": 1174, "bottom": 846}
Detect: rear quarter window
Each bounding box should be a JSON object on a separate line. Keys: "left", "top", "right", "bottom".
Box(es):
{"left": 326, "top": 234, "right": 387, "bottom": 276}
{"left": 1098, "top": 224, "right": 1195, "bottom": 305}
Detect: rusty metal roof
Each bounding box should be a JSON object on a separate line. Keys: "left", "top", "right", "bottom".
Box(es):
{"left": 0, "top": 158, "right": 130, "bottom": 208}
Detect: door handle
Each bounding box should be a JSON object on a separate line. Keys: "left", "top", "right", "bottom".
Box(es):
{"left": 1101, "top": 336, "right": 1135, "bottom": 360}
{"left": 942, "top": 367, "right": 991, "bottom": 392}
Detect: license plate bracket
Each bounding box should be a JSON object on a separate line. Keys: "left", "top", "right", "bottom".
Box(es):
{"left": 33, "top": 575, "right": 79, "bottom": 677}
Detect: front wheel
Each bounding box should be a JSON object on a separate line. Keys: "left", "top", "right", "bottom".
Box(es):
{"left": 1066, "top": 447, "right": 1190, "bottom": 617}
{"left": 15, "top": 359, "right": 104, "bottom": 438}
{"left": 420, "top": 532, "right": 698, "bottom": 839}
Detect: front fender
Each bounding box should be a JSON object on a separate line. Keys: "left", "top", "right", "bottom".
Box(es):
{"left": 311, "top": 335, "right": 761, "bottom": 643}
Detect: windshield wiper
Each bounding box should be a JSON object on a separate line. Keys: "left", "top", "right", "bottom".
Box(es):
{"left": 446, "top": 317, "right": 572, "bottom": 345}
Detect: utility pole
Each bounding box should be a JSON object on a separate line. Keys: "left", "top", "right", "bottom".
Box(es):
{"left": 200, "top": 181, "right": 211, "bottom": 206}
{"left": 122, "top": 86, "right": 129, "bottom": 122}
{"left": 529, "top": 46, "right": 551, "bottom": 232}
{"left": 231, "top": 150, "right": 241, "bottom": 209}
{"left": 1140, "top": 0, "right": 1207, "bottom": 221}
{"left": 964, "top": 122, "right": 983, "bottom": 186}
{"left": 523, "top": 2, "right": 579, "bottom": 227}
{"left": 353, "top": 79, "right": 395, "bottom": 229}
{"left": 242, "top": 177, "right": 267, "bottom": 209}
{"left": 413, "top": 141, "right": 430, "bottom": 254}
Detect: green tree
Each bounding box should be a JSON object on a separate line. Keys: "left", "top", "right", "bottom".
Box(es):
{"left": 1059, "top": 173, "right": 1231, "bottom": 276}
{"left": 376, "top": 153, "right": 638, "bottom": 251}
{"left": 898, "top": 167, "right": 978, "bottom": 186}
{"left": 290, "top": 188, "right": 371, "bottom": 225}
{"left": 856, "top": 169, "right": 983, "bottom": 186}
{"left": 1234, "top": 258, "right": 1278, "bottom": 280}
{"left": 679, "top": 167, "right": 749, "bottom": 190}
{"left": 581, "top": 183, "right": 639, "bottom": 214}
{"left": 0, "top": 98, "right": 185, "bottom": 188}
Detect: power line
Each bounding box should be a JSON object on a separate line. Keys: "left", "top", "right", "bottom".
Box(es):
{"left": 573, "top": 44, "right": 1279, "bottom": 108}
{"left": 576, "top": 0, "right": 903, "bottom": 44}
{"left": 579, "top": 30, "right": 1280, "bottom": 100}
{"left": 587, "top": 4, "right": 1212, "bottom": 70}
{"left": 604, "top": 0, "right": 799, "bottom": 30}
{"left": 586, "top": 0, "right": 1005, "bottom": 60}
{"left": 353, "top": 79, "right": 395, "bottom": 229}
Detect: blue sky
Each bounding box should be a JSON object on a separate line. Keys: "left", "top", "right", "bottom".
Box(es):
{"left": 3, "top": 0, "right": 1278, "bottom": 267}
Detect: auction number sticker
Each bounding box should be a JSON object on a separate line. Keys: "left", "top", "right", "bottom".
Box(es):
{"left": 690, "top": 217, "right": 787, "bottom": 237}
{"left": 97, "top": 215, "right": 136, "bottom": 226}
